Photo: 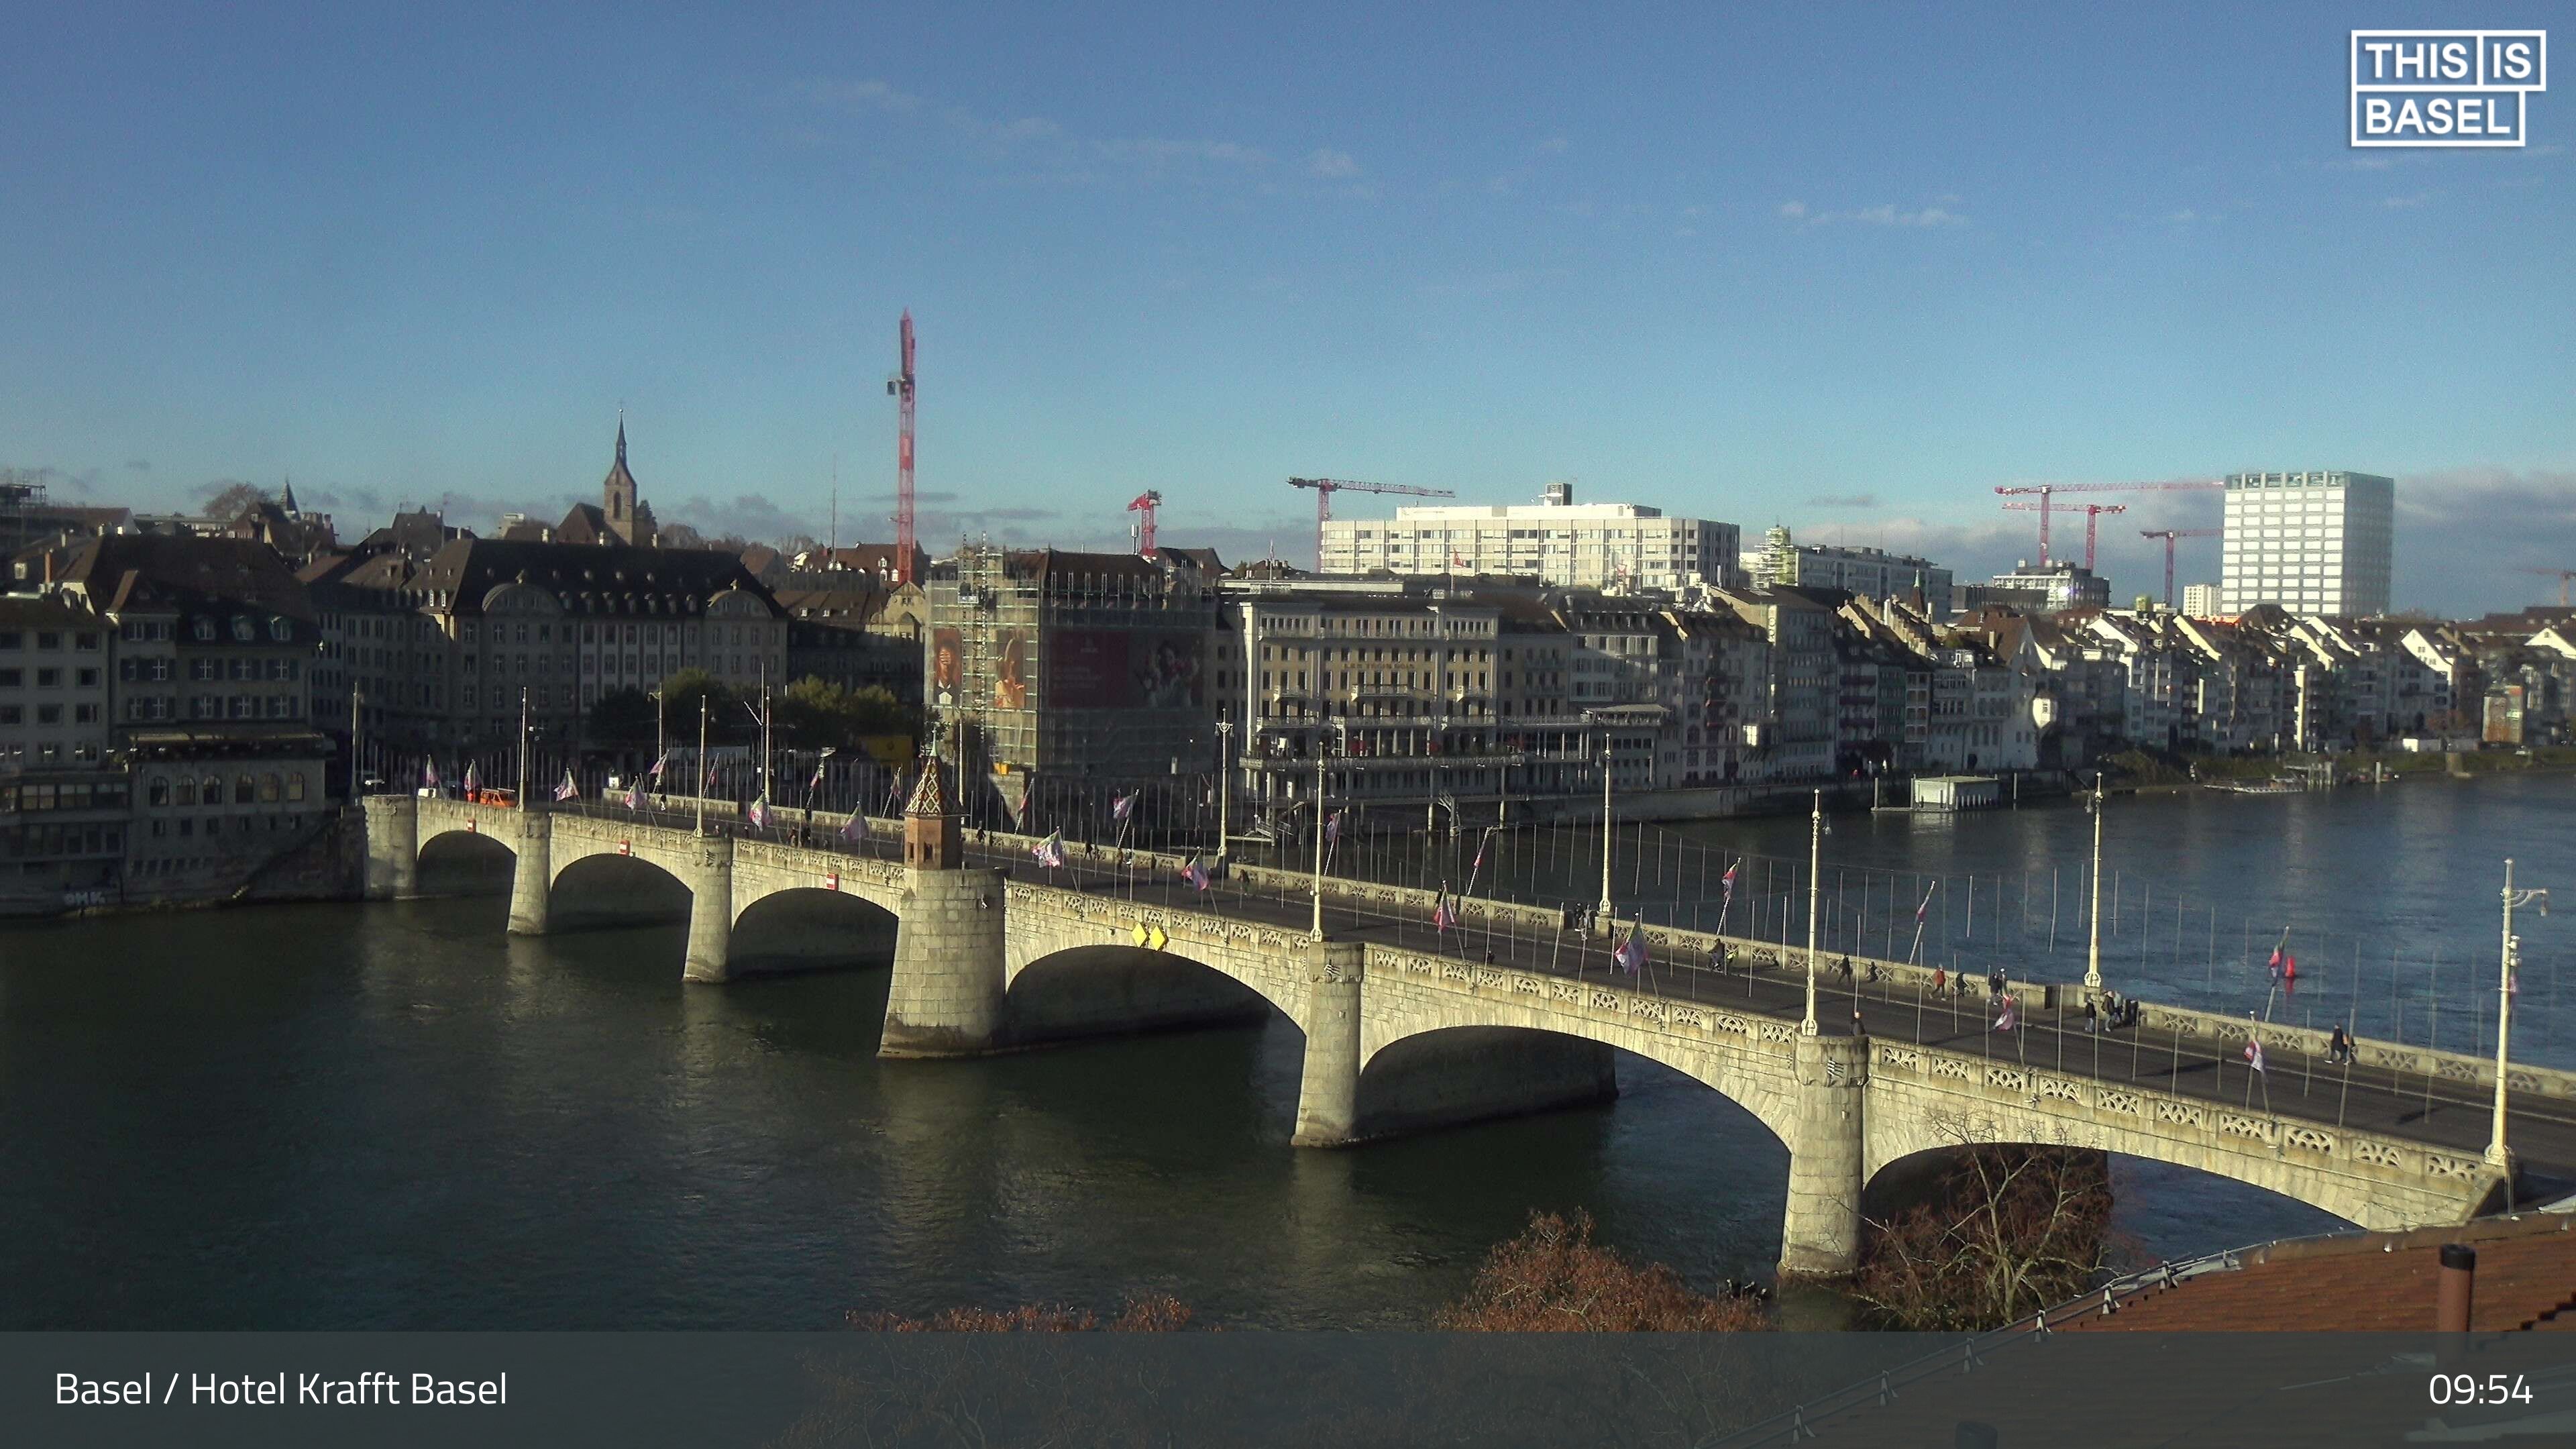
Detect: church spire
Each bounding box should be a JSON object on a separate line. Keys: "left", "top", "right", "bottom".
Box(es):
{"left": 615, "top": 412, "right": 627, "bottom": 466}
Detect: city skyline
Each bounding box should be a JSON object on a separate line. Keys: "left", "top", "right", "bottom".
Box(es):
{"left": 3, "top": 3, "right": 2570, "bottom": 612}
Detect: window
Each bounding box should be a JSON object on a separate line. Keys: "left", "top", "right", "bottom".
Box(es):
{"left": 36, "top": 667, "right": 60, "bottom": 687}
{"left": 76, "top": 667, "right": 99, "bottom": 688}
{"left": 0, "top": 669, "right": 17, "bottom": 687}
{"left": 268, "top": 618, "right": 291, "bottom": 641}
{"left": 231, "top": 618, "right": 254, "bottom": 642}
{"left": 259, "top": 773, "right": 280, "bottom": 804}
{"left": 235, "top": 775, "right": 255, "bottom": 805}
{"left": 149, "top": 777, "right": 169, "bottom": 807}
{"left": 286, "top": 773, "right": 305, "bottom": 802}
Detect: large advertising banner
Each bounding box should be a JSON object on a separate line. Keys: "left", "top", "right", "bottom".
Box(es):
{"left": 930, "top": 628, "right": 964, "bottom": 694}
{"left": 993, "top": 629, "right": 1028, "bottom": 710}
{"left": 1044, "top": 629, "right": 1203, "bottom": 710}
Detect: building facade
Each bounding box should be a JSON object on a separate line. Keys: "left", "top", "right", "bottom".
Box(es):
{"left": 2220, "top": 470, "right": 2395, "bottom": 618}
{"left": 1320, "top": 481, "right": 1740, "bottom": 594}
{"left": 1746, "top": 526, "right": 1954, "bottom": 617}
{"left": 2180, "top": 582, "right": 2221, "bottom": 619}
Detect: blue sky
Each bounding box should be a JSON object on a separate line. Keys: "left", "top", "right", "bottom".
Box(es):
{"left": 3, "top": 2, "right": 2570, "bottom": 612}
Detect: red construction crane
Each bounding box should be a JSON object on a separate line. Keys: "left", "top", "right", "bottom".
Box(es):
{"left": 2001, "top": 500, "right": 2126, "bottom": 570}
{"left": 1287, "top": 477, "right": 1458, "bottom": 569}
{"left": 2139, "top": 527, "right": 2223, "bottom": 607}
{"left": 2521, "top": 566, "right": 2576, "bottom": 607}
{"left": 1994, "top": 479, "right": 2222, "bottom": 566}
{"left": 1128, "top": 490, "right": 1161, "bottom": 559}
{"left": 885, "top": 311, "right": 917, "bottom": 584}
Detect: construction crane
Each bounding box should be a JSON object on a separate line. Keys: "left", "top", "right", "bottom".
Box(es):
{"left": 2521, "top": 566, "right": 2576, "bottom": 607}
{"left": 2001, "top": 500, "right": 2127, "bottom": 570}
{"left": 885, "top": 311, "right": 918, "bottom": 585}
{"left": 1994, "top": 480, "right": 2222, "bottom": 566}
{"left": 1287, "top": 477, "right": 1458, "bottom": 568}
{"left": 2139, "top": 528, "right": 2223, "bottom": 608}
{"left": 1128, "top": 490, "right": 1161, "bottom": 559}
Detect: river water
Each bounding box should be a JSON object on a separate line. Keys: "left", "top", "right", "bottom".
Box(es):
{"left": 3, "top": 774, "right": 2567, "bottom": 1330}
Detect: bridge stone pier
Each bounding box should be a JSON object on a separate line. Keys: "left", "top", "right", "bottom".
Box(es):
{"left": 375, "top": 792, "right": 2525, "bottom": 1280}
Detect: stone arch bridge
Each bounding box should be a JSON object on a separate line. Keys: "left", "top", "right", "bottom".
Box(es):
{"left": 368, "top": 794, "right": 2547, "bottom": 1277}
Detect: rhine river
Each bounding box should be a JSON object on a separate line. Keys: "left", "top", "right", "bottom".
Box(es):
{"left": 3, "top": 773, "right": 2568, "bottom": 1330}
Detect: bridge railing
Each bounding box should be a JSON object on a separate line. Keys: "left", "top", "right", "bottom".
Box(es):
{"left": 404, "top": 791, "right": 2576, "bottom": 1103}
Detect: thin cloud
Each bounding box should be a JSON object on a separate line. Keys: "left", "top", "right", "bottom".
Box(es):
{"left": 783, "top": 76, "right": 1293, "bottom": 191}
{"left": 1808, "top": 492, "right": 1882, "bottom": 509}
{"left": 1782, "top": 199, "right": 1968, "bottom": 228}
{"left": 1307, "top": 148, "right": 1360, "bottom": 180}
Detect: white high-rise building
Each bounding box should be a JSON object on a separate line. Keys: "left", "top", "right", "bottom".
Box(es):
{"left": 1320, "top": 481, "right": 1739, "bottom": 594}
{"left": 2180, "top": 582, "right": 2221, "bottom": 618}
{"left": 2218, "top": 471, "right": 2394, "bottom": 617}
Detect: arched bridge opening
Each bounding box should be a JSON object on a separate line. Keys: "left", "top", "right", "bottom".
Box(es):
{"left": 1352, "top": 1025, "right": 1626, "bottom": 1145}
{"left": 549, "top": 851, "right": 693, "bottom": 932}
{"left": 413, "top": 828, "right": 515, "bottom": 898}
{"left": 1005, "top": 945, "right": 1279, "bottom": 1046}
{"left": 1862, "top": 1140, "right": 2358, "bottom": 1255}
{"left": 729, "top": 887, "right": 901, "bottom": 977}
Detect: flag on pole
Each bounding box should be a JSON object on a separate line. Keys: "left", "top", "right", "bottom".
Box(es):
{"left": 1113, "top": 791, "right": 1138, "bottom": 822}
{"left": 1992, "top": 994, "right": 2018, "bottom": 1032}
{"left": 1917, "top": 884, "right": 1935, "bottom": 924}
{"left": 1470, "top": 835, "right": 1489, "bottom": 880}
{"left": 1032, "top": 830, "right": 1066, "bottom": 869}
{"left": 553, "top": 770, "right": 578, "bottom": 802}
{"left": 808, "top": 760, "right": 826, "bottom": 791}
{"left": 747, "top": 794, "right": 769, "bottom": 828}
{"left": 423, "top": 759, "right": 441, "bottom": 788}
{"left": 702, "top": 760, "right": 718, "bottom": 792}
{"left": 1432, "top": 886, "right": 1458, "bottom": 932}
{"left": 464, "top": 763, "right": 479, "bottom": 796}
{"left": 1325, "top": 809, "right": 1344, "bottom": 844}
{"left": 841, "top": 810, "right": 867, "bottom": 843}
{"left": 1613, "top": 926, "right": 1647, "bottom": 975}
{"left": 625, "top": 778, "right": 645, "bottom": 811}
{"left": 1183, "top": 855, "right": 1210, "bottom": 892}
{"left": 649, "top": 751, "right": 669, "bottom": 782}
{"left": 2243, "top": 1034, "right": 2267, "bottom": 1073}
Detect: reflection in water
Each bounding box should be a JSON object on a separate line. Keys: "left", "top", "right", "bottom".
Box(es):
{"left": 15, "top": 779, "right": 2544, "bottom": 1328}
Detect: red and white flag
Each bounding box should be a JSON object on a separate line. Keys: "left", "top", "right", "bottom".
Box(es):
{"left": 1992, "top": 994, "right": 2017, "bottom": 1032}
{"left": 2244, "top": 1035, "right": 2267, "bottom": 1073}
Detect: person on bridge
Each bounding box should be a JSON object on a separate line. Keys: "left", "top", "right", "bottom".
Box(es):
{"left": 2083, "top": 998, "right": 2099, "bottom": 1034}
{"left": 2329, "top": 1022, "right": 2355, "bottom": 1065}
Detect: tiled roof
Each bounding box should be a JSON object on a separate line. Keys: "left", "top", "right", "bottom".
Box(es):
{"left": 2065, "top": 1214, "right": 2576, "bottom": 1333}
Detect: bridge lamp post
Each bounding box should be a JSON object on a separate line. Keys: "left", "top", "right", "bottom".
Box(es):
{"left": 695, "top": 696, "right": 710, "bottom": 837}
{"left": 2490, "top": 860, "right": 2549, "bottom": 1172}
{"left": 1803, "top": 788, "right": 1823, "bottom": 1036}
{"left": 1309, "top": 722, "right": 1344, "bottom": 941}
{"left": 1590, "top": 712, "right": 1614, "bottom": 924}
{"left": 1215, "top": 719, "right": 1232, "bottom": 866}
{"left": 2084, "top": 769, "right": 2106, "bottom": 995}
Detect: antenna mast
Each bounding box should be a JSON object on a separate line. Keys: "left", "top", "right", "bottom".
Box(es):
{"left": 888, "top": 311, "right": 917, "bottom": 584}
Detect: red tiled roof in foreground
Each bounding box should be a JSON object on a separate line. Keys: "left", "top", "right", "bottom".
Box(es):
{"left": 2064, "top": 1212, "right": 2576, "bottom": 1333}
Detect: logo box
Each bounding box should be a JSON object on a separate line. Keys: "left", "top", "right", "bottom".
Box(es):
{"left": 2351, "top": 30, "right": 2548, "bottom": 148}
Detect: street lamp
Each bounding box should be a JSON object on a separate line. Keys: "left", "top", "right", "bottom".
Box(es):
{"left": 2085, "top": 769, "right": 2106, "bottom": 994}
{"left": 1216, "top": 718, "right": 1233, "bottom": 865}
{"left": 1309, "top": 720, "right": 1346, "bottom": 940}
{"left": 2490, "top": 859, "right": 2550, "bottom": 1172}
{"left": 1591, "top": 712, "right": 1614, "bottom": 923}
{"left": 1803, "top": 788, "right": 1823, "bottom": 1035}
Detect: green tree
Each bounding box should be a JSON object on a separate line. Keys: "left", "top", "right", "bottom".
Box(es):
{"left": 660, "top": 669, "right": 753, "bottom": 745}
{"left": 586, "top": 686, "right": 658, "bottom": 749}
{"left": 778, "top": 676, "right": 920, "bottom": 751}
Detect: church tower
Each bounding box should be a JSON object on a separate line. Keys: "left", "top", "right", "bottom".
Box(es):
{"left": 601, "top": 419, "right": 654, "bottom": 546}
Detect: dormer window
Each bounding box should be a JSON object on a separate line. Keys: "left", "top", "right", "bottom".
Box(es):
{"left": 193, "top": 618, "right": 215, "bottom": 641}
{"left": 231, "top": 617, "right": 255, "bottom": 642}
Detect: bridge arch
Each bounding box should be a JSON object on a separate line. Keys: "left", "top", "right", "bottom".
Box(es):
{"left": 1004, "top": 943, "right": 1281, "bottom": 1046}
{"left": 728, "top": 885, "right": 901, "bottom": 974}
{"left": 1860, "top": 1073, "right": 2481, "bottom": 1233}
{"left": 413, "top": 826, "right": 517, "bottom": 894}
{"left": 548, "top": 849, "right": 695, "bottom": 929}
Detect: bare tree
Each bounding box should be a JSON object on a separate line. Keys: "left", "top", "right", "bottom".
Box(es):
{"left": 1851, "top": 1116, "right": 2130, "bottom": 1331}
{"left": 1436, "top": 1209, "right": 1770, "bottom": 1332}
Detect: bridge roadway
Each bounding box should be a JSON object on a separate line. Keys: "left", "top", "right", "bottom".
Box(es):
{"left": 373, "top": 793, "right": 2573, "bottom": 1274}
